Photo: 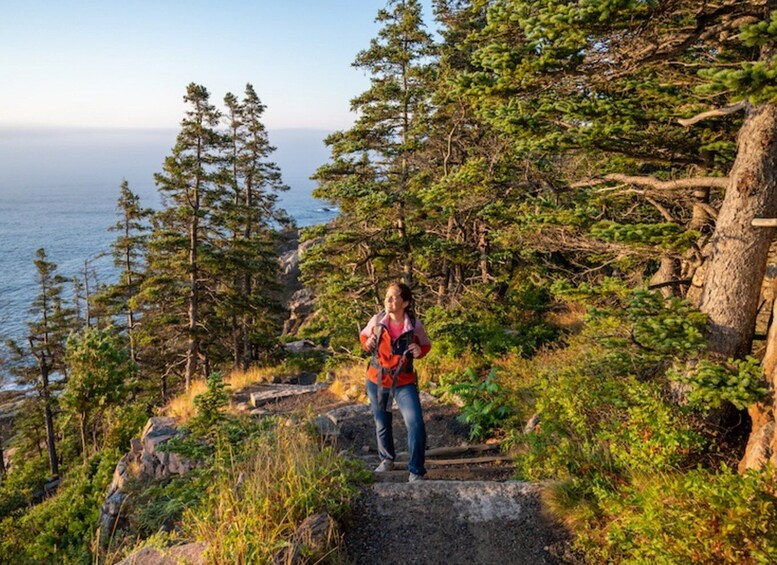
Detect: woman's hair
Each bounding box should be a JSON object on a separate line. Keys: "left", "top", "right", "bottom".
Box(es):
{"left": 388, "top": 282, "right": 416, "bottom": 323}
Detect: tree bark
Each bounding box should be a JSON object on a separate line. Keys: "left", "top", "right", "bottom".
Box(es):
{"left": 185, "top": 213, "right": 200, "bottom": 391}
{"left": 650, "top": 255, "right": 682, "bottom": 298}
{"left": 478, "top": 221, "right": 490, "bottom": 284}
{"left": 41, "top": 371, "right": 59, "bottom": 478}
{"left": 79, "top": 413, "right": 88, "bottom": 464}
{"left": 699, "top": 102, "right": 777, "bottom": 359}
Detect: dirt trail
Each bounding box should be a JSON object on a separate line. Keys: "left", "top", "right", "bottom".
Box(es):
{"left": 233, "top": 383, "right": 572, "bottom": 564}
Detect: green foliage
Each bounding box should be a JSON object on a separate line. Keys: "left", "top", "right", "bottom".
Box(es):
{"left": 623, "top": 290, "right": 708, "bottom": 357}
{"left": 276, "top": 348, "right": 328, "bottom": 376}
{"left": 590, "top": 221, "right": 699, "bottom": 253}
{"left": 551, "top": 277, "right": 632, "bottom": 308}
{"left": 513, "top": 289, "right": 710, "bottom": 490}
{"left": 508, "top": 282, "right": 774, "bottom": 561}
{"left": 424, "top": 283, "right": 556, "bottom": 362}
{"left": 123, "top": 467, "right": 212, "bottom": 539}
{"left": 102, "top": 401, "right": 152, "bottom": 453}
{"left": 0, "top": 456, "right": 49, "bottom": 519}
{"left": 699, "top": 61, "right": 777, "bottom": 105}
{"left": 63, "top": 328, "right": 137, "bottom": 456}
{"left": 671, "top": 356, "right": 768, "bottom": 411}
{"left": 189, "top": 372, "right": 231, "bottom": 436}
{"left": 439, "top": 368, "right": 513, "bottom": 440}
{"left": 739, "top": 10, "right": 777, "bottom": 48}
{"left": 583, "top": 467, "right": 777, "bottom": 563}
{"left": 0, "top": 450, "right": 120, "bottom": 565}
{"left": 517, "top": 359, "right": 703, "bottom": 485}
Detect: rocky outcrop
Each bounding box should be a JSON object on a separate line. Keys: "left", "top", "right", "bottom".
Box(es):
{"left": 271, "top": 512, "right": 339, "bottom": 565}
{"left": 99, "top": 417, "right": 195, "bottom": 537}
{"left": 279, "top": 232, "right": 319, "bottom": 335}
{"left": 117, "top": 542, "right": 207, "bottom": 565}
{"left": 284, "top": 288, "right": 315, "bottom": 335}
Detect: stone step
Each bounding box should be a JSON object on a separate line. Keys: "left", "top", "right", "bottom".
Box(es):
{"left": 248, "top": 383, "right": 329, "bottom": 407}
{"left": 375, "top": 466, "right": 516, "bottom": 483}
{"left": 343, "top": 480, "right": 567, "bottom": 564}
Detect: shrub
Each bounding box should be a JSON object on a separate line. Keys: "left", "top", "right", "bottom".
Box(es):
{"left": 439, "top": 368, "right": 514, "bottom": 440}
{"left": 583, "top": 467, "right": 777, "bottom": 563}
{"left": 0, "top": 450, "right": 120, "bottom": 565}
{"left": 670, "top": 356, "right": 768, "bottom": 411}
{"left": 189, "top": 372, "right": 230, "bottom": 436}
{"left": 0, "top": 456, "right": 49, "bottom": 519}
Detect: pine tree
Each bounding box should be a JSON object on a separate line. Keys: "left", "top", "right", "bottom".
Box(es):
{"left": 219, "top": 85, "right": 289, "bottom": 369}
{"left": 462, "top": 0, "right": 751, "bottom": 292}
{"left": 4, "top": 249, "right": 75, "bottom": 478}
{"left": 98, "top": 180, "right": 152, "bottom": 364}
{"left": 413, "top": 0, "right": 530, "bottom": 303}
{"left": 147, "top": 83, "right": 226, "bottom": 390}
{"left": 306, "top": 0, "right": 434, "bottom": 340}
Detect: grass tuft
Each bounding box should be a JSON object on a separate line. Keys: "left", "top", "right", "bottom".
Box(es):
{"left": 185, "top": 419, "right": 364, "bottom": 563}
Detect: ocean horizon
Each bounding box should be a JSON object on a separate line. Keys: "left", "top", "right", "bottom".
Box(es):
{"left": 0, "top": 127, "right": 336, "bottom": 388}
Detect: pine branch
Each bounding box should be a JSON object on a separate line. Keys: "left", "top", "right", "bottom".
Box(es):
{"left": 572, "top": 174, "right": 729, "bottom": 191}
{"left": 678, "top": 100, "right": 748, "bottom": 127}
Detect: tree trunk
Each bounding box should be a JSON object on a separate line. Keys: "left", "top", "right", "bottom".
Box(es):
{"left": 690, "top": 187, "right": 712, "bottom": 232}
{"left": 41, "top": 372, "right": 59, "bottom": 478}
{"left": 79, "top": 413, "right": 88, "bottom": 464}
{"left": 741, "top": 289, "right": 777, "bottom": 472}
{"left": 437, "top": 216, "right": 455, "bottom": 304}
{"left": 125, "top": 241, "right": 137, "bottom": 364}
{"left": 185, "top": 214, "right": 199, "bottom": 391}
{"left": 699, "top": 102, "right": 777, "bottom": 359}
{"left": 650, "top": 255, "right": 681, "bottom": 298}
{"left": 478, "top": 221, "right": 490, "bottom": 284}
{"left": 83, "top": 259, "right": 92, "bottom": 329}
{"left": 0, "top": 441, "right": 6, "bottom": 479}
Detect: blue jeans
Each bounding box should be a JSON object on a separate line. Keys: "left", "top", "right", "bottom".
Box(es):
{"left": 367, "top": 379, "right": 426, "bottom": 476}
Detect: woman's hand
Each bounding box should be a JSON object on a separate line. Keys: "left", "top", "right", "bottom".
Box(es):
{"left": 407, "top": 343, "right": 421, "bottom": 358}
{"left": 365, "top": 334, "right": 377, "bottom": 351}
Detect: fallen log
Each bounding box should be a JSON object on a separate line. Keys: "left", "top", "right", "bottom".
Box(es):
{"left": 391, "top": 455, "right": 514, "bottom": 468}
{"left": 396, "top": 443, "right": 501, "bottom": 459}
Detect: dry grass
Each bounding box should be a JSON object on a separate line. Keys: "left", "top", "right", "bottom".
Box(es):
{"left": 185, "top": 421, "right": 356, "bottom": 564}
{"left": 227, "top": 366, "right": 274, "bottom": 389}
{"left": 328, "top": 362, "right": 368, "bottom": 403}
{"left": 162, "top": 367, "right": 274, "bottom": 424}
{"left": 163, "top": 380, "right": 208, "bottom": 424}
{"left": 545, "top": 302, "right": 587, "bottom": 334}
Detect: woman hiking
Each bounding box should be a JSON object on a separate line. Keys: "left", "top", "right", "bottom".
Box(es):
{"left": 359, "top": 282, "right": 432, "bottom": 482}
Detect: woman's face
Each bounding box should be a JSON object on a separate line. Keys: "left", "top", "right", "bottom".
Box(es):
{"left": 384, "top": 285, "right": 409, "bottom": 317}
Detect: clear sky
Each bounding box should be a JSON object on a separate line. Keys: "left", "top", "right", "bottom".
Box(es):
{"left": 0, "top": 1, "right": 436, "bottom": 130}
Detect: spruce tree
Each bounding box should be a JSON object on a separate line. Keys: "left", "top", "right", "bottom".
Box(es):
{"left": 459, "top": 0, "right": 758, "bottom": 301}
{"left": 100, "top": 180, "right": 151, "bottom": 364}
{"left": 306, "top": 0, "right": 434, "bottom": 340}
{"left": 414, "top": 0, "right": 529, "bottom": 303}
{"left": 147, "top": 83, "right": 225, "bottom": 390}
{"left": 4, "top": 249, "right": 75, "bottom": 478}
{"left": 219, "top": 84, "right": 289, "bottom": 369}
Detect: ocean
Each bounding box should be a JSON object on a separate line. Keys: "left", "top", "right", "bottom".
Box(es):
{"left": 0, "top": 127, "right": 337, "bottom": 387}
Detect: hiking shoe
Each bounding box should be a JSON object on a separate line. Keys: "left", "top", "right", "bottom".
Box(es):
{"left": 408, "top": 473, "right": 423, "bottom": 483}
{"left": 374, "top": 460, "right": 395, "bottom": 472}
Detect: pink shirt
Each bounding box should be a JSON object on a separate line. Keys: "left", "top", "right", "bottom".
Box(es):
{"left": 387, "top": 318, "right": 405, "bottom": 341}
